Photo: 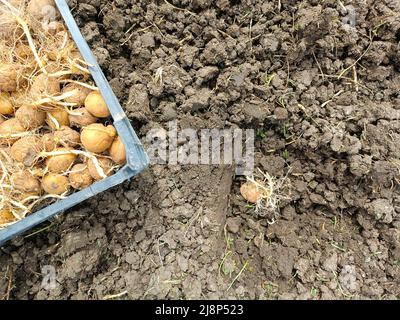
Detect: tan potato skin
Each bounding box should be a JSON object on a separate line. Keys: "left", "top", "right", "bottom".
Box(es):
{"left": 46, "top": 109, "right": 70, "bottom": 129}
{"left": 85, "top": 91, "right": 110, "bottom": 118}
{"left": 68, "top": 107, "right": 98, "bottom": 128}
{"left": 69, "top": 164, "right": 93, "bottom": 190}
{"left": 87, "top": 157, "right": 113, "bottom": 180}
{"left": 41, "top": 133, "right": 57, "bottom": 152}
{"left": 42, "top": 173, "right": 70, "bottom": 195}
{"left": 0, "top": 92, "right": 14, "bottom": 115}
{"left": 15, "top": 105, "right": 46, "bottom": 130}
{"left": 109, "top": 136, "right": 126, "bottom": 165}
{"left": 10, "top": 136, "right": 42, "bottom": 167}
{"left": 81, "top": 124, "right": 116, "bottom": 153}
{"left": 11, "top": 171, "right": 41, "bottom": 196}
{"left": 240, "top": 182, "right": 262, "bottom": 204}
{"left": 53, "top": 126, "right": 80, "bottom": 147}
{"left": 0, "top": 118, "right": 26, "bottom": 145}
{"left": 62, "top": 83, "right": 92, "bottom": 106}
{"left": 62, "top": 83, "right": 91, "bottom": 106}
{"left": 0, "top": 209, "right": 15, "bottom": 225}
{"left": 46, "top": 147, "right": 77, "bottom": 173}
{"left": 30, "top": 74, "right": 60, "bottom": 100}
{"left": 27, "top": 0, "right": 58, "bottom": 21}
{"left": 0, "top": 64, "right": 18, "bottom": 92}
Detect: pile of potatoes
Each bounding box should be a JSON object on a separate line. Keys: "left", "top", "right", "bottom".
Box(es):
{"left": 0, "top": 0, "right": 126, "bottom": 226}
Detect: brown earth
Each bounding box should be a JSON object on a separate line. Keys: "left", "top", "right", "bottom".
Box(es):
{"left": 1, "top": 0, "right": 400, "bottom": 299}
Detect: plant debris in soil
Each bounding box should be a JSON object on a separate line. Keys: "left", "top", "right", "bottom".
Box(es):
{"left": 1, "top": 0, "right": 400, "bottom": 300}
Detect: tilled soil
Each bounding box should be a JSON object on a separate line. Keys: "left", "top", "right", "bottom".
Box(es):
{"left": 1, "top": 0, "right": 400, "bottom": 299}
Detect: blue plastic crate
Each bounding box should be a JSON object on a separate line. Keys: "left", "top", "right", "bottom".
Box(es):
{"left": 0, "top": 0, "right": 149, "bottom": 246}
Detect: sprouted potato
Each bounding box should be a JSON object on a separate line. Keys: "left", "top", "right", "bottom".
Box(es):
{"left": 41, "top": 132, "right": 56, "bottom": 151}
{"left": 62, "top": 83, "right": 91, "bottom": 106}
{"left": 10, "top": 135, "right": 41, "bottom": 166}
{"left": 30, "top": 73, "right": 61, "bottom": 101}
{"left": 46, "top": 109, "right": 70, "bottom": 129}
{"left": 10, "top": 171, "right": 41, "bottom": 196}
{"left": 0, "top": 209, "right": 15, "bottom": 225}
{"left": 15, "top": 105, "right": 46, "bottom": 129}
{"left": 240, "top": 181, "right": 263, "bottom": 204}
{"left": 53, "top": 126, "right": 80, "bottom": 147}
{"left": 0, "top": 64, "right": 19, "bottom": 92}
{"left": 0, "top": 118, "right": 25, "bottom": 145}
{"left": 87, "top": 156, "right": 113, "bottom": 180}
{"left": 41, "top": 173, "right": 69, "bottom": 195}
{"left": 45, "top": 147, "right": 77, "bottom": 173}
{"left": 0, "top": 92, "right": 14, "bottom": 115}
{"left": 27, "top": 0, "right": 57, "bottom": 21}
{"left": 0, "top": 0, "right": 127, "bottom": 229}
{"left": 81, "top": 123, "right": 116, "bottom": 153}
